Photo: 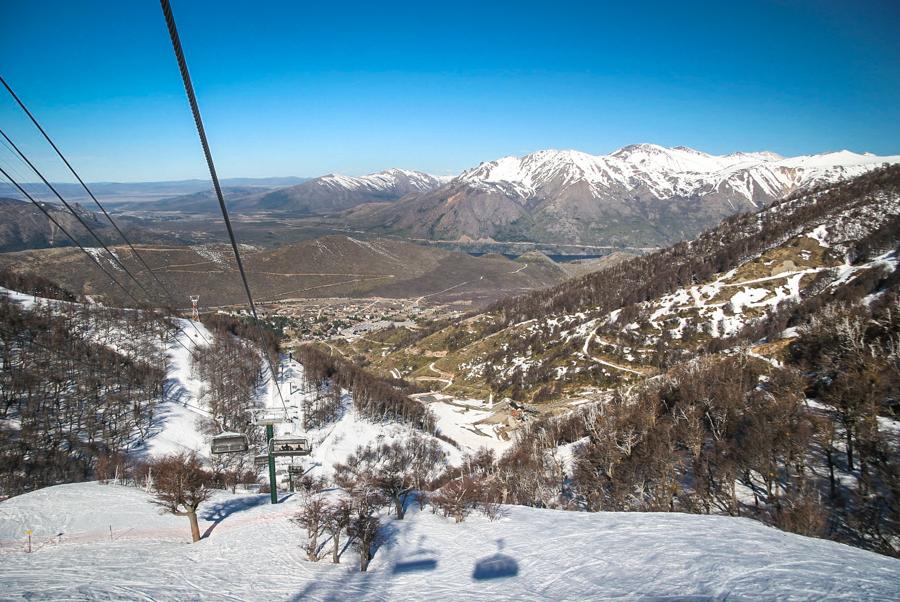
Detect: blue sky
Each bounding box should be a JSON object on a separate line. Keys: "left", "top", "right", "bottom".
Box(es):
{"left": 1, "top": 0, "right": 898, "bottom": 182}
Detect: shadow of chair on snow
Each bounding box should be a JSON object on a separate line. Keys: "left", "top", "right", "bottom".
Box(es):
{"left": 392, "top": 535, "right": 439, "bottom": 574}
{"left": 472, "top": 539, "right": 519, "bottom": 580}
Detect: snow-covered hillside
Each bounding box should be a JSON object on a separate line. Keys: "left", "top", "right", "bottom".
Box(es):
{"left": 252, "top": 168, "right": 449, "bottom": 213}
{"left": 2, "top": 481, "right": 899, "bottom": 600}
{"left": 274, "top": 360, "right": 465, "bottom": 480}
{"left": 147, "top": 316, "right": 465, "bottom": 477}
{"left": 0, "top": 286, "right": 463, "bottom": 484}
{"left": 317, "top": 168, "right": 450, "bottom": 195}
{"left": 458, "top": 143, "right": 900, "bottom": 204}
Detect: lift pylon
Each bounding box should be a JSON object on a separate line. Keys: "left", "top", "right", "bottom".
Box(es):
{"left": 189, "top": 295, "right": 200, "bottom": 321}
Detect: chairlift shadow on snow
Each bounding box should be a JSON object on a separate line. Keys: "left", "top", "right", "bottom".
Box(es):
{"left": 391, "top": 535, "right": 439, "bottom": 574}
{"left": 472, "top": 539, "right": 519, "bottom": 581}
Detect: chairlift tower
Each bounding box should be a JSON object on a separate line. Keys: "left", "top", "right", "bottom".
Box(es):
{"left": 251, "top": 409, "right": 311, "bottom": 504}
{"left": 189, "top": 295, "right": 200, "bottom": 321}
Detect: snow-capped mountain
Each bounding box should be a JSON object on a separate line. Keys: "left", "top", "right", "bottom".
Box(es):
{"left": 317, "top": 168, "right": 451, "bottom": 194}
{"left": 348, "top": 144, "right": 900, "bottom": 247}
{"left": 458, "top": 143, "right": 897, "bottom": 207}
{"left": 252, "top": 168, "right": 449, "bottom": 213}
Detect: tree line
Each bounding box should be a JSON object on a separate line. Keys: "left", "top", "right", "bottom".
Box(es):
{"left": 294, "top": 344, "right": 435, "bottom": 432}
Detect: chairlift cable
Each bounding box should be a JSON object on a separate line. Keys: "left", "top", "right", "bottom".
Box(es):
{"left": 0, "top": 165, "right": 145, "bottom": 307}
{"left": 0, "top": 76, "right": 180, "bottom": 308}
{"left": 0, "top": 76, "right": 210, "bottom": 347}
{"left": 0, "top": 127, "right": 157, "bottom": 305}
{"left": 160, "top": 0, "right": 288, "bottom": 414}
{"left": 0, "top": 165, "right": 201, "bottom": 358}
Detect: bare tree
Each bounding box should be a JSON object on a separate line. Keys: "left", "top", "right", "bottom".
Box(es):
{"left": 292, "top": 494, "right": 328, "bottom": 561}
{"left": 148, "top": 453, "right": 213, "bottom": 542}
{"left": 324, "top": 498, "right": 353, "bottom": 564}
{"left": 334, "top": 434, "right": 446, "bottom": 520}
{"left": 430, "top": 477, "right": 480, "bottom": 523}
{"left": 348, "top": 499, "right": 381, "bottom": 572}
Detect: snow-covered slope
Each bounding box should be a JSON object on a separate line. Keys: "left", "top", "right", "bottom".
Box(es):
{"left": 143, "top": 319, "right": 216, "bottom": 459}
{"left": 252, "top": 168, "right": 449, "bottom": 213}
{"left": 2, "top": 482, "right": 898, "bottom": 600}
{"left": 272, "top": 359, "right": 465, "bottom": 481}
{"left": 459, "top": 143, "right": 900, "bottom": 204}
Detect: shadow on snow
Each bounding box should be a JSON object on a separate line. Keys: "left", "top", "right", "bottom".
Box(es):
{"left": 472, "top": 539, "right": 519, "bottom": 581}
{"left": 199, "top": 494, "right": 269, "bottom": 539}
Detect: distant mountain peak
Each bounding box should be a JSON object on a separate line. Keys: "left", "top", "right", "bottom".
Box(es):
{"left": 612, "top": 142, "right": 671, "bottom": 155}
{"left": 349, "top": 144, "right": 900, "bottom": 249}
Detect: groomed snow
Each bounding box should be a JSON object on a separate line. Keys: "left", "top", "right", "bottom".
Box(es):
{"left": 2, "top": 482, "right": 899, "bottom": 600}
{"left": 428, "top": 400, "right": 515, "bottom": 456}
{"left": 143, "top": 319, "right": 215, "bottom": 459}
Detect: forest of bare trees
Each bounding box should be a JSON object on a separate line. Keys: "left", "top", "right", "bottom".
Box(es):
{"left": 295, "top": 344, "right": 435, "bottom": 431}
{"left": 0, "top": 292, "right": 166, "bottom": 496}
{"left": 423, "top": 279, "right": 900, "bottom": 554}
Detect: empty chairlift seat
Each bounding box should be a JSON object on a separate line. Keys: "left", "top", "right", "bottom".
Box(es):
{"left": 269, "top": 437, "right": 311, "bottom": 457}
{"left": 210, "top": 432, "right": 249, "bottom": 454}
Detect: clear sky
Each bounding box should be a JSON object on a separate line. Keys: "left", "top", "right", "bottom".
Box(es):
{"left": 1, "top": 0, "right": 899, "bottom": 182}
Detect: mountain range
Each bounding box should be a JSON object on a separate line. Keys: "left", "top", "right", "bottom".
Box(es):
{"left": 146, "top": 169, "right": 450, "bottom": 214}
{"left": 6, "top": 144, "right": 899, "bottom": 250}
{"left": 144, "top": 143, "right": 899, "bottom": 248}
{"left": 343, "top": 144, "right": 900, "bottom": 247}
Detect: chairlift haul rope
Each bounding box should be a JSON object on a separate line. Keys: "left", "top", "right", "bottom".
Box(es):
{"left": 0, "top": 76, "right": 212, "bottom": 344}
{"left": 0, "top": 75, "right": 179, "bottom": 309}
{"left": 0, "top": 127, "right": 156, "bottom": 304}
{"left": 159, "top": 0, "right": 289, "bottom": 415}
{"left": 0, "top": 164, "right": 144, "bottom": 307}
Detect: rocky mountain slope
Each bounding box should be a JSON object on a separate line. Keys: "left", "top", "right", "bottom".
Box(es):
{"left": 348, "top": 165, "right": 900, "bottom": 401}
{"left": 144, "top": 169, "right": 449, "bottom": 214}
{"left": 251, "top": 168, "right": 449, "bottom": 213}
{"left": 345, "top": 144, "right": 900, "bottom": 247}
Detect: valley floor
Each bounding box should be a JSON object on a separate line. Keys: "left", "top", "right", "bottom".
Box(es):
{"left": 1, "top": 482, "right": 899, "bottom": 600}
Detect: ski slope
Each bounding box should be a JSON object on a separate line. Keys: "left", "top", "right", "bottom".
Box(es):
{"left": 142, "top": 319, "right": 215, "bottom": 459}
{"left": 0, "top": 284, "right": 464, "bottom": 478}
{"left": 1, "top": 482, "right": 898, "bottom": 600}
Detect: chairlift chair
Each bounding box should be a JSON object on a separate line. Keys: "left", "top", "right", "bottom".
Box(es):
{"left": 251, "top": 409, "right": 287, "bottom": 426}
{"left": 210, "top": 432, "right": 249, "bottom": 454}
{"left": 269, "top": 436, "right": 311, "bottom": 457}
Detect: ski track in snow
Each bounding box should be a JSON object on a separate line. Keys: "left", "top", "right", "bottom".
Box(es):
{"left": 1, "top": 482, "right": 899, "bottom": 600}
{"left": 144, "top": 320, "right": 215, "bottom": 459}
